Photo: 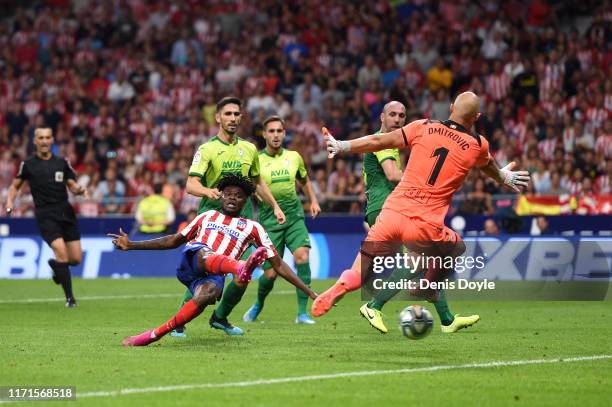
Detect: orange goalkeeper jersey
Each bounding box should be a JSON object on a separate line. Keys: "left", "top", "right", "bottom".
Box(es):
{"left": 382, "top": 119, "right": 492, "bottom": 226}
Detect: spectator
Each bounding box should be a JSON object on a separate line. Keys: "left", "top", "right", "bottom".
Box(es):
{"left": 295, "top": 73, "right": 322, "bottom": 107}
{"left": 460, "top": 178, "right": 495, "bottom": 215}
{"left": 431, "top": 90, "right": 450, "bottom": 120}
{"left": 293, "top": 88, "right": 320, "bottom": 120}
{"left": 483, "top": 219, "right": 500, "bottom": 236}
{"left": 327, "top": 159, "right": 350, "bottom": 195}
{"left": 411, "top": 39, "right": 438, "bottom": 72}
{"left": 357, "top": 55, "right": 382, "bottom": 90}
{"left": 535, "top": 215, "right": 553, "bottom": 235}
{"left": 426, "top": 58, "right": 453, "bottom": 93}
{"left": 99, "top": 178, "right": 126, "bottom": 215}
{"left": 0, "top": 0, "right": 609, "bottom": 218}
{"left": 532, "top": 160, "right": 551, "bottom": 193}
{"left": 512, "top": 59, "right": 539, "bottom": 106}
{"left": 177, "top": 209, "right": 197, "bottom": 233}
{"left": 135, "top": 183, "right": 176, "bottom": 234}
{"left": 486, "top": 60, "right": 511, "bottom": 102}
{"left": 542, "top": 172, "right": 569, "bottom": 195}
{"left": 97, "top": 168, "right": 126, "bottom": 205}
{"left": 107, "top": 71, "right": 135, "bottom": 103}
{"left": 247, "top": 84, "right": 276, "bottom": 116}
{"left": 575, "top": 121, "right": 595, "bottom": 150}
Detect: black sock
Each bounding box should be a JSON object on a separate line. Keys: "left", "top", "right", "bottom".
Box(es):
{"left": 48, "top": 259, "right": 60, "bottom": 285}
{"left": 54, "top": 262, "right": 74, "bottom": 300}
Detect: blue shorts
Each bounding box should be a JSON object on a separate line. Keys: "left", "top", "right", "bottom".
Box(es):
{"left": 176, "top": 243, "right": 225, "bottom": 295}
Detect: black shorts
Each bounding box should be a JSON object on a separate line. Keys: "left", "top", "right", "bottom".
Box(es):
{"left": 35, "top": 204, "right": 81, "bottom": 245}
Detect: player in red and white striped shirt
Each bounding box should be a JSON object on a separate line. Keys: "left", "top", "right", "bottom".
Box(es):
{"left": 586, "top": 93, "right": 610, "bottom": 130}
{"left": 110, "top": 174, "right": 317, "bottom": 347}
{"left": 538, "top": 126, "right": 559, "bottom": 161}
{"left": 539, "top": 51, "right": 565, "bottom": 102}
{"left": 485, "top": 60, "right": 511, "bottom": 102}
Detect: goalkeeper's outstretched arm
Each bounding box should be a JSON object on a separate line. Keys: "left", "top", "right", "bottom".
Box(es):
{"left": 480, "top": 160, "right": 530, "bottom": 193}
{"left": 323, "top": 126, "right": 408, "bottom": 157}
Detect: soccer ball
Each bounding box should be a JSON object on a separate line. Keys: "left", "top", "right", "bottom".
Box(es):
{"left": 398, "top": 305, "right": 434, "bottom": 339}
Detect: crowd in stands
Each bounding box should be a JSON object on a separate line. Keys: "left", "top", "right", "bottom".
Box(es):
{"left": 0, "top": 0, "right": 610, "bottom": 217}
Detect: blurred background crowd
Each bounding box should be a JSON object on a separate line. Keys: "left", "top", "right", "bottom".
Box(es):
{"left": 0, "top": 0, "right": 610, "bottom": 217}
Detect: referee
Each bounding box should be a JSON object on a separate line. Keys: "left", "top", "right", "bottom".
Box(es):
{"left": 5, "top": 128, "right": 87, "bottom": 307}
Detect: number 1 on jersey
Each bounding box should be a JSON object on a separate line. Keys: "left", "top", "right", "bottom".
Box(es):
{"left": 427, "top": 147, "right": 449, "bottom": 186}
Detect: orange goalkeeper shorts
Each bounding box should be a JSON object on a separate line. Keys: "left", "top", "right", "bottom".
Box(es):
{"left": 364, "top": 209, "right": 461, "bottom": 257}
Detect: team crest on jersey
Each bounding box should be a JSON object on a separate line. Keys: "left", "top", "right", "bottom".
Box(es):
{"left": 284, "top": 159, "right": 289, "bottom": 166}
{"left": 54, "top": 171, "right": 64, "bottom": 182}
{"left": 236, "top": 219, "right": 247, "bottom": 231}
{"left": 192, "top": 151, "right": 201, "bottom": 165}
{"left": 239, "top": 148, "right": 244, "bottom": 157}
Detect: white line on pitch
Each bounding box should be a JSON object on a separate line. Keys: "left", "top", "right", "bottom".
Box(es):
{"left": 0, "top": 293, "right": 181, "bottom": 304}
{"left": 73, "top": 354, "right": 612, "bottom": 399}
{"left": 0, "top": 290, "right": 295, "bottom": 304}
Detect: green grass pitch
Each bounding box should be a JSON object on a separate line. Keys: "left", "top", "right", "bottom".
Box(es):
{"left": 1, "top": 278, "right": 611, "bottom": 406}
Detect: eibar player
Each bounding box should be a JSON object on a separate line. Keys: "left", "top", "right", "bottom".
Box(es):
{"left": 361, "top": 101, "right": 480, "bottom": 334}
{"left": 363, "top": 101, "right": 403, "bottom": 228}
{"left": 242, "top": 116, "right": 321, "bottom": 325}
{"left": 174, "top": 96, "right": 287, "bottom": 337}
{"left": 111, "top": 174, "right": 317, "bottom": 347}
{"left": 312, "top": 92, "right": 530, "bottom": 321}
{"left": 5, "top": 128, "right": 87, "bottom": 307}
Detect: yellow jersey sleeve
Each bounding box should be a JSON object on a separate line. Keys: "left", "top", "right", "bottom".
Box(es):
{"left": 188, "top": 145, "right": 210, "bottom": 177}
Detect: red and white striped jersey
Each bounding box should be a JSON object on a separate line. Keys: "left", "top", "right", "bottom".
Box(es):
{"left": 538, "top": 138, "right": 558, "bottom": 161}
{"left": 404, "top": 69, "right": 424, "bottom": 90}
{"left": 577, "top": 49, "right": 592, "bottom": 70}
{"left": 504, "top": 120, "right": 527, "bottom": 149}
{"left": 562, "top": 127, "right": 575, "bottom": 153}
{"left": 595, "top": 174, "right": 610, "bottom": 194}
{"left": 564, "top": 179, "right": 583, "bottom": 195}
{"left": 595, "top": 134, "right": 612, "bottom": 159}
{"left": 586, "top": 107, "right": 609, "bottom": 130}
{"left": 180, "top": 210, "right": 277, "bottom": 260}
{"left": 485, "top": 72, "right": 511, "bottom": 101}
{"left": 539, "top": 63, "right": 564, "bottom": 101}
{"left": 173, "top": 87, "right": 193, "bottom": 111}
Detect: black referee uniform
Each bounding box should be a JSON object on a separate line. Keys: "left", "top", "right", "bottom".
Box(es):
{"left": 17, "top": 154, "right": 80, "bottom": 304}
{"left": 17, "top": 155, "right": 81, "bottom": 244}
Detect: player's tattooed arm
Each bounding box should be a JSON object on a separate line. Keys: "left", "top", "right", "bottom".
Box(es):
{"left": 268, "top": 255, "right": 317, "bottom": 299}
{"left": 108, "top": 228, "right": 187, "bottom": 251}
{"left": 481, "top": 160, "right": 530, "bottom": 193}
